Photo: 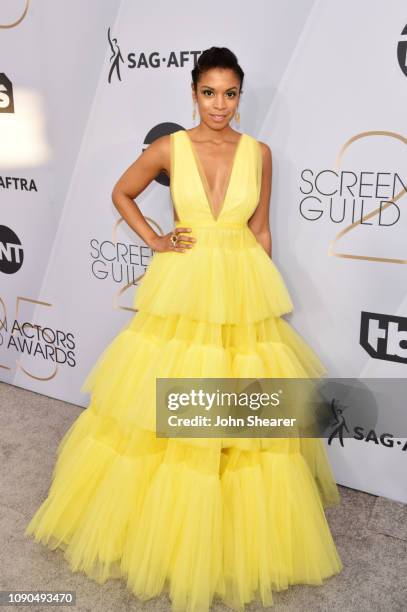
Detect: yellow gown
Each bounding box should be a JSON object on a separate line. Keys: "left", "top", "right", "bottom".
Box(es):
{"left": 25, "top": 129, "right": 343, "bottom": 611}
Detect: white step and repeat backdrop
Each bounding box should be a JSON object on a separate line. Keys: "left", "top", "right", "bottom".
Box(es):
{"left": 1, "top": 0, "right": 406, "bottom": 502}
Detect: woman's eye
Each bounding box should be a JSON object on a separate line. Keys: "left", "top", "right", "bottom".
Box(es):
{"left": 201, "top": 90, "right": 236, "bottom": 98}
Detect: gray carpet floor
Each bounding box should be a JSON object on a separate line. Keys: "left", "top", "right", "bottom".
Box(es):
{"left": 1, "top": 381, "right": 406, "bottom": 612}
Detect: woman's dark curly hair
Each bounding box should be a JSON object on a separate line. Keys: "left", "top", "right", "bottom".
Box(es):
{"left": 191, "top": 46, "right": 244, "bottom": 93}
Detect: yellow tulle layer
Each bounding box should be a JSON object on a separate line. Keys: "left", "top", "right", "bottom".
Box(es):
{"left": 25, "top": 409, "right": 342, "bottom": 612}
{"left": 134, "top": 226, "right": 294, "bottom": 324}
{"left": 78, "top": 310, "right": 328, "bottom": 439}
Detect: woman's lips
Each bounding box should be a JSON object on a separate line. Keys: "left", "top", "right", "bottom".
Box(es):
{"left": 210, "top": 114, "right": 227, "bottom": 122}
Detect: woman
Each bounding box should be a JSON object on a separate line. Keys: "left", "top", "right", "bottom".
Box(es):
{"left": 25, "top": 47, "right": 343, "bottom": 611}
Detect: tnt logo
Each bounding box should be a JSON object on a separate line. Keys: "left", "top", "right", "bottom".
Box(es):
{"left": 360, "top": 311, "right": 407, "bottom": 364}
{"left": 0, "top": 225, "right": 23, "bottom": 274}
{"left": 0, "top": 73, "right": 14, "bottom": 113}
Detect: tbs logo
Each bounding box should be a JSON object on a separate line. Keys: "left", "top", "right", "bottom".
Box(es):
{"left": 360, "top": 311, "right": 407, "bottom": 364}
{"left": 0, "top": 73, "right": 14, "bottom": 113}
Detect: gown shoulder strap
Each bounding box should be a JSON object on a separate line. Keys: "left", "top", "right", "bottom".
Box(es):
{"left": 170, "top": 129, "right": 193, "bottom": 166}
{"left": 246, "top": 134, "right": 264, "bottom": 193}
{"left": 256, "top": 139, "right": 263, "bottom": 189}
{"left": 169, "top": 129, "right": 196, "bottom": 204}
{"left": 169, "top": 130, "right": 184, "bottom": 194}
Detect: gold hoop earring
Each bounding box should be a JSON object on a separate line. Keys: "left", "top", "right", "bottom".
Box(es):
{"left": 234, "top": 110, "right": 240, "bottom": 128}
{"left": 192, "top": 102, "right": 197, "bottom": 122}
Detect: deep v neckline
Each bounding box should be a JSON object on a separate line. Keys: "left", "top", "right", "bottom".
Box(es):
{"left": 184, "top": 130, "right": 245, "bottom": 222}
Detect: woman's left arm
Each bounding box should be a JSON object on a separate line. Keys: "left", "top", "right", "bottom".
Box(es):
{"left": 248, "top": 141, "right": 273, "bottom": 258}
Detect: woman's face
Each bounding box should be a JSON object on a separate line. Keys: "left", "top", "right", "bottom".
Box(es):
{"left": 192, "top": 67, "right": 241, "bottom": 130}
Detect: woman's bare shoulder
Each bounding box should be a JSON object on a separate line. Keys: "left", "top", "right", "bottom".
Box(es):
{"left": 255, "top": 137, "right": 271, "bottom": 155}
{"left": 255, "top": 138, "right": 272, "bottom": 164}
{"left": 244, "top": 133, "right": 272, "bottom": 158}
{"left": 143, "top": 133, "right": 171, "bottom": 174}
{"left": 146, "top": 133, "right": 171, "bottom": 155}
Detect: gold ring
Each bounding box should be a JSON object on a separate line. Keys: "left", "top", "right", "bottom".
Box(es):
{"left": 170, "top": 232, "right": 179, "bottom": 247}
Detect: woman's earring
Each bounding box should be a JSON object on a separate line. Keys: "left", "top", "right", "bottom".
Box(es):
{"left": 234, "top": 109, "right": 240, "bottom": 128}
{"left": 192, "top": 101, "right": 197, "bottom": 122}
